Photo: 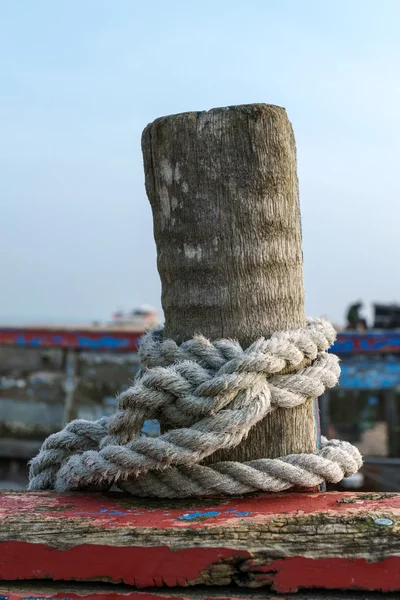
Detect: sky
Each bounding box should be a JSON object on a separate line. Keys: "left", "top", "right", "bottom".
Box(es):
{"left": 1, "top": 0, "right": 399, "bottom": 327}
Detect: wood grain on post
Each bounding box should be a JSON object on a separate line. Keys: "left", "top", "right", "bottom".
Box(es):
{"left": 142, "top": 103, "right": 317, "bottom": 462}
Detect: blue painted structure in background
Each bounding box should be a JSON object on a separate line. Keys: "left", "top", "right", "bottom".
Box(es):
{"left": 332, "top": 331, "right": 400, "bottom": 355}
{"left": 1, "top": 326, "right": 400, "bottom": 354}
{"left": 2, "top": 326, "right": 400, "bottom": 391}
{"left": 328, "top": 331, "right": 400, "bottom": 390}
{"left": 339, "top": 357, "right": 400, "bottom": 390}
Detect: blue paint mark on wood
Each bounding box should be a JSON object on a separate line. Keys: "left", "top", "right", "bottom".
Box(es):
{"left": 178, "top": 510, "right": 220, "bottom": 520}
{"left": 74, "top": 508, "right": 130, "bottom": 517}
{"left": 177, "top": 509, "right": 252, "bottom": 520}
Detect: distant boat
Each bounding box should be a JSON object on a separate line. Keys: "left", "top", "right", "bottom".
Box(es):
{"left": 109, "top": 305, "right": 161, "bottom": 330}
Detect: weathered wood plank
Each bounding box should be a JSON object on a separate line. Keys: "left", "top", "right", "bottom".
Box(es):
{"left": 0, "top": 492, "right": 398, "bottom": 593}
{"left": 0, "top": 582, "right": 392, "bottom": 600}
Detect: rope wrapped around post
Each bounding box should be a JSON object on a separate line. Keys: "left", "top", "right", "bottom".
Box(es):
{"left": 28, "top": 318, "right": 362, "bottom": 497}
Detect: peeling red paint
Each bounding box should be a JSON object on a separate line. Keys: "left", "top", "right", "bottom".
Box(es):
{"left": 253, "top": 556, "right": 400, "bottom": 593}
{"left": 0, "top": 491, "right": 397, "bottom": 529}
{"left": 0, "top": 593, "right": 194, "bottom": 600}
{"left": 0, "top": 542, "right": 249, "bottom": 587}
{"left": 0, "top": 590, "right": 282, "bottom": 600}
{"left": 2, "top": 541, "right": 399, "bottom": 592}
{"left": 0, "top": 492, "right": 398, "bottom": 592}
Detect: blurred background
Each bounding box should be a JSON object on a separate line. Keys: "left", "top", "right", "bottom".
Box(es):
{"left": 1, "top": 0, "right": 400, "bottom": 490}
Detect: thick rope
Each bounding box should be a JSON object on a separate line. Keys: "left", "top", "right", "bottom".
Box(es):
{"left": 28, "top": 318, "right": 362, "bottom": 496}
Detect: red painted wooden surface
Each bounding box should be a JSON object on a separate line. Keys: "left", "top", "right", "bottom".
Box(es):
{"left": 0, "top": 592, "right": 270, "bottom": 600}
{"left": 0, "top": 492, "right": 398, "bottom": 593}
{"left": 0, "top": 584, "right": 389, "bottom": 600}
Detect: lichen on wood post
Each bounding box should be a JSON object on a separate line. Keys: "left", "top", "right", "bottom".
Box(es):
{"left": 142, "top": 103, "right": 317, "bottom": 463}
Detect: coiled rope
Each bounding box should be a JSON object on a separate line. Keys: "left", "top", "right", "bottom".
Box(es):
{"left": 28, "top": 318, "right": 362, "bottom": 497}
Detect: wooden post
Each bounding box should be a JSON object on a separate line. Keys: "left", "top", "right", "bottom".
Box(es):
{"left": 142, "top": 104, "right": 317, "bottom": 462}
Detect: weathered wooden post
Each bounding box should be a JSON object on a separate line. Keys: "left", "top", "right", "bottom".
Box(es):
{"left": 142, "top": 103, "right": 317, "bottom": 462}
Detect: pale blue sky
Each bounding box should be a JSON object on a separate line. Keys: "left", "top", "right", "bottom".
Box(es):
{"left": 1, "top": 0, "right": 399, "bottom": 326}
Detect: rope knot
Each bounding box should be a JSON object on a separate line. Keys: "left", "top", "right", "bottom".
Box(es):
{"left": 28, "top": 318, "right": 362, "bottom": 497}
